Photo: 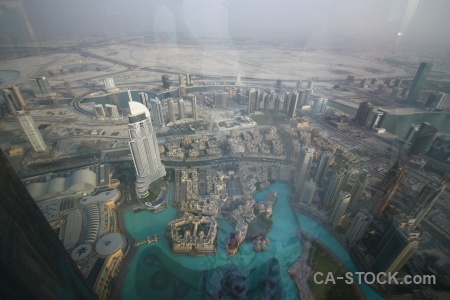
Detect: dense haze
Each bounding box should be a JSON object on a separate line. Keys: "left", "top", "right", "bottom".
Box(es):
{"left": 0, "top": 0, "right": 449, "bottom": 48}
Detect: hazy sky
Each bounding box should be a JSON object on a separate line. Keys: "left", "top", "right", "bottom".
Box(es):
{"left": 1, "top": 0, "right": 449, "bottom": 48}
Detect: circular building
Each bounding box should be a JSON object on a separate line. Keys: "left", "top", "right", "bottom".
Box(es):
{"left": 95, "top": 232, "right": 127, "bottom": 257}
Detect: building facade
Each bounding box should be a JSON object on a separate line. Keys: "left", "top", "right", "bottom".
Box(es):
{"left": 127, "top": 91, "right": 166, "bottom": 198}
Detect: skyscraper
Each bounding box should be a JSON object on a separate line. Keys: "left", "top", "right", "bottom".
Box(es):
{"left": 150, "top": 98, "right": 164, "bottom": 126}
{"left": 370, "top": 161, "right": 404, "bottom": 215}
{"left": 29, "top": 76, "right": 54, "bottom": 98}
{"left": 263, "top": 92, "right": 270, "bottom": 114}
{"left": 214, "top": 92, "right": 229, "bottom": 108}
{"left": 2, "top": 85, "right": 26, "bottom": 110}
{"left": 162, "top": 74, "right": 170, "bottom": 89}
{"left": 103, "top": 78, "right": 116, "bottom": 92}
{"left": 168, "top": 98, "right": 176, "bottom": 124}
{"left": 311, "top": 97, "right": 328, "bottom": 115}
{"left": 314, "top": 151, "right": 333, "bottom": 185}
{"left": 369, "top": 111, "right": 386, "bottom": 129}
{"left": 350, "top": 170, "right": 369, "bottom": 203}
{"left": 178, "top": 98, "right": 185, "bottom": 119}
{"left": 105, "top": 104, "right": 120, "bottom": 120}
{"left": 330, "top": 192, "right": 351, "bottom": 227}
{"left": 409, "top": 181, "right": 446, "bottom": 230}
{"left": 93, "top": 104, "right": 106, "bottom": 119}
{"left": 408, "top": 122, "right": 437, "bottom": 156}
{"left": 299, "top": 179, "right": 316, "bottom": 205}
{"left": 16, "top": 110, "right": 48, "bottom": 152}
{"left": 190, "top": 95, "right": 198, "bottom": 120}
{"left": 354, "top": 101, "right": 374, "bottom": 126}
{"left": 403, "top": 124, "right": 420, "bottom": 149}
{"left": 427, "top": 136, "right": 450, "bottom": 162}
{"left": 139, "top": 92, "right": 150, "bottom": 108}
{"left": 287, "top": 92, "right": 299, "bottom": 118}
{"left": 323, "top": 168, "right": 346, "bottom": 209}
{"left": 407, "top": 62, "right": 433, "bottom": 103}
{"left": 296, "top": 79, "right": 302, "bottom": 89}
{"left": 179, "top": 74, "right": 187, "bottom": 87}
{"left": 372, "top": 219, "right": 420, "bottom": 274}
{"left": 282, "top": 92, "right": 290, "bottom": 113}
{"left": 247, "top": 89, "right": 256, "bottom": 114}
{"left": 273, "top": 96, "right": 280, "bottom": 113}
{"left": 0, "top": 148, "right": 97, "bottom": 299}
{"left": 346, "top": 209, "right": 372, "bottom": 244}
{"left": 127, "top": 91, "right": 166, "bottom": 198}
{"left": 307, "top": 80, "right": 314, "bottom": 91}
{"left": 235, "top": 73, "right": 242, "bottom": 86}
{"left": 295, "top": 147, "right": 315, "bottom": 195}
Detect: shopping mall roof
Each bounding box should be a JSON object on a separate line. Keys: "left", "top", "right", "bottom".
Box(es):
{"left": 95, "top": 233, "right": 126, "bottom": 257}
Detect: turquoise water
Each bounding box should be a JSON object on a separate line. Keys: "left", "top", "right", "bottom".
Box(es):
{"left": 122, "top": 182, "right": 382, "bottom": 299}
{"left": 0, "top": 70, "right": 20, "bottom": 84}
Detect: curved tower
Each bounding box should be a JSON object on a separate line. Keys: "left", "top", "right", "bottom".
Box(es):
{"left": 127, "top": 91, "right": 166, "bottom": 198}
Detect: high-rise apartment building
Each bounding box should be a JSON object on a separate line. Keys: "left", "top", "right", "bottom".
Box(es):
{"left": 403, "top": 124, "right": 420, "bottom": 149}
{"left": 139, "top": 92, "right": 150, "bottom": 108}
{"left": 0, "top": 149, "right": 97, "bottom": 299}
{"left": 323, "top": 167, "right": 346, "bottom": 209}
{"left": 407, "top": 62, "right": 433, "bottom": 103}
{"left": 179, "top": 74, "right": 186, "bottom": 87}
{"left": 409, "top": 181, "right": 446, "bottom": 230}
{"left": 427, "top": 136, "right": 450, "bottom": 162}
{"left": 168, "top": 98, "right": 176, "bottom": 124}
{"left": 354, "top": 101, "right": 374, "bottom": 126}
{"left": 93, "top": 104, "right": 106, "bottom": 119}
{"left": 346, "top": 209, "right": 372, "bottom": 244}
{"left": 283, "top": 92, "right": 290, "bottom": 113}
{"left": 17, "top": 110, "right": 47, "bottom": 152}
{"left": 214, "top": 92, "right": 229, "bottom": 108}
{"left": 247, "top": 89, "right": 257, "bottom": 114}
{"left": 150, "top": 98, "right": 164, "bottom": 126}
{"left": 408, "top": 122, "right": 437, "bottom": 156}
{"left": 127, "top": 91, "right": 166, "bottom": 198}
{"left": 178, "top": 98, "right": 185, "bottom": 120}
{"left": 263, "top": 92, "right": 270, "bottom": 114}
{"left": 299, "top": 179, "right": 316, "bottom": 205}
{"left": 103, "top": 78, "right": 116, "bottom": 92}
{"left": 311, "top": 97, "right": 328, "bottom": 115}
{"left": 29, "top": 76, "right": 54, "bottom": 98}
{"left": 330, "top": 192, "right": 351, "bottom": 227}
{"left": 287, "top": 92, "right": 299, "bottom": 118}
{"left": 372, "top": 218, "right": 420, "bottom": 274}
{"left": 2, "top": 85, "right": 26, "bottom": 110}
{"left": 161, "top": 75, "right": 170, "bottom": 89}
{"left": 235, "top": 73, "right": 242, "bottom": 86}
{"left": 350, "top": 170, "right": 369, "bottom": 203}
{"left": 295, "top": 147, "right": 315, "bottom": 195}
{"left": 314, "top": 151, "right": 333, "bottom": 185}
{"left": 105, "top": 104, "right": 120, "bottom": 120}
{"left": 369, "top": 110, "right": 386, "bottom": 129}
{"left": 273, "top": 96, "right": 280, "bottom": 113}
{"left": 296, "top": 79, "right": 302, "bottom": 89}
{"left": 370, "top": 161, "right": 404, "bottom": 215}
{"left": 190, "top": 95, "right": 198, "bottom": 120}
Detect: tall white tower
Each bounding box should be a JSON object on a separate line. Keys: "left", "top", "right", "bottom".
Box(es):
{"left": 17, "top": 111, "right": 48, "bottom": 152}
{"left": 127, "top": 90, "right": 166, "bottom": 198}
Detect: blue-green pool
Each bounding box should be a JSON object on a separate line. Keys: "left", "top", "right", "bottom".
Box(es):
{"left": 122, "top": 182, "right": 382, "bottom": 299}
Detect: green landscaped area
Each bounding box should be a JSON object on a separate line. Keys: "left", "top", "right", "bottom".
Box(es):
{"left": 140, "top": 178, "right": 168, "bottom": 204}
{"left": 250, "top": 114, "right": 286, "bottom": 125}
{"left": 308, "top": 241, "right": 360, "bottom": 300}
